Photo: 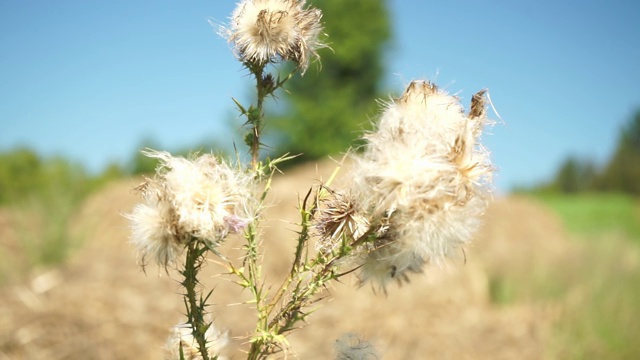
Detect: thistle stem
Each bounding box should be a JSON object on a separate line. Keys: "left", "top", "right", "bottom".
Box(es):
{"left": 241, "top": 65, "right": 301, "bottom": 359}
{"left": 267, "top": 188, "right": 315, "bottom": 317}
{"left": 181, "top": 239, "right": 210, "bottom": 360}
{"left": 250, "top": 64, "right": 266, "bottom": 171}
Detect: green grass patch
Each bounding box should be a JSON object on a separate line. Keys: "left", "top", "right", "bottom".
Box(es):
{"left": 488, "top": 265, "right": 571, "bottom": 306}
{"left": 549, "top": 237, "right": 640, "bottom": 359}
{"left": 534, "top": 192, "right": 640, "bottom": 241}
{"left": 519, "top": 192, "right": 640, "bottom": 359}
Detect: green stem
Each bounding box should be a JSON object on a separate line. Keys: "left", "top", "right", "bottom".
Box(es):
{"left": 247, "top": 188, "right": 371, "bottom": 357}
{"left": 246, "top": 221, "right": 268, "bottom": 360}
{"left": 266, "top": 222, "right": 378, "bottom": 338}
{"left": 267, "top": 188, "right": 315, "bottom": 317}
{"left": 250, "top": 64, "right": 266, "bottom": 171}
{"left": 181, "top": 239, "right": 210, "bottom": 360}
{"left": 246, "top": 64, "right": 297, "bottom": 172}
{"left": 241, "top": 65, "right": 300, "bottom": 359}
{"left": 267, "top": 255, "right": 334, "bottom": 333}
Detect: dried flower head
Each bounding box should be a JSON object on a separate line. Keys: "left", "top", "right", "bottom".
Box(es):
{"left": 165, "top": 321, "right": 229, "bottom": 360}
{"left": 127, "top": 150, "right": 256, "bottom": 268}
{"left": 353, "top": 80, "right": 493, "bottom": 287}
{"left": 334, "top": 333, "right": 380, "bottom": 360}
{"left": 314, "top": 187, "right": 369, "bottom": 253}
{"left": 224, "top": 0, "right": 325, "bottom": 72}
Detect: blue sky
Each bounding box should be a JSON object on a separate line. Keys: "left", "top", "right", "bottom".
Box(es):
{"left": 1, "top": 0, "right": 639, "bottom": 192}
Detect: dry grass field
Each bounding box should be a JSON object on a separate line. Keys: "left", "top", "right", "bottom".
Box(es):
{"left": 0, "top": 159, "right": 627, "bottom": 359}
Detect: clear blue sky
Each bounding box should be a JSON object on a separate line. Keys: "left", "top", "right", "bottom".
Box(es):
{"left": 1, "top": 0, "right": 639, "bottom": 192}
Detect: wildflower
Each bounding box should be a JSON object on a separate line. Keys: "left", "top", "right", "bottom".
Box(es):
{"left": 127, "top": 150, "right": 256, "bottom": 268}
{"left": 314, "top": 187, "right": 369, "bottom": 253}
{"left": 353, "top": 80, "right": 493, "bottom": 287}
{"left": 165, "top": 321, "right": 229, "bottom": 360}
{"left": 224, "top": 0, "right": 325, "bottom": 72}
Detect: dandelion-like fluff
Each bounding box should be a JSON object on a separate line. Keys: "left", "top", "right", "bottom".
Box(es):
{"left": 352, "top": 80, "right": 494, "bottom": 288}
{"left": 127, "top": 150, "right": 255, "bottom": 269}
{"left": 222, "top": 0, "right": 326, "bottom": 73}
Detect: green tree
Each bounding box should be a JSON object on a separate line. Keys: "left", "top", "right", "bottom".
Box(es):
{"left": 270, "top": 0, "right": 391, "bottom": 160}
{"left": 0, "top": 148, "right": 42, "bottom": 204}
{"left": 553, "top": 156, "right": 597, "bottom": 193}
{"left": 598, "top": 109, "right": 640, "bottom": 195}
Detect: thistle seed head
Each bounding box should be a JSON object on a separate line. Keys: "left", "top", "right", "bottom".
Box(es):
{"left": 314, "top": 187, "right": 369, "bottom": 254}
{"left": 127, "top": 150, "right": 256, "bottom": 268}
{"left": 127, "top": 181, "right": 184, "bottom": 268}
{"left": 223, "top": 0, "right": 326, "bottom": 73}
{"left": 353, "top": 81, "right": 494, "bottom": 287}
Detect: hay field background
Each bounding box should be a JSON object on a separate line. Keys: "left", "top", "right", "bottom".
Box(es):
{"left": 1, "top": 160, "right": 637, "bottom": 359}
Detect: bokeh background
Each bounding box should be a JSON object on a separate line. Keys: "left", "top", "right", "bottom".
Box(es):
{"left": 1, "top": 0, "right": 639, "bottom": 359}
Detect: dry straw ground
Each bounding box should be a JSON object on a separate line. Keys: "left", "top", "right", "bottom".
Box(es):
{"left": 0, "top": 160, "right": 576, "bottom": 359}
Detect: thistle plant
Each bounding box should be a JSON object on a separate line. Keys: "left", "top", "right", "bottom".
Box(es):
{"left": 127, "top": 1, "right": 494, "bottom": 359}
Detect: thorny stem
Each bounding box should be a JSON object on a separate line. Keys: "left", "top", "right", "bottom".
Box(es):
{"left": 243, "top": 62, "right": 271, "bottom": 359}
{"left": 266, "top": 231, "right": 366, "bottom": 336}
{"left": 245, "top": 221, "right": 267, "bottom": 360}
{"left": 265, "top": 165, "right": 342, "bottom": 319}
{"left": 248, "top": 189, "right": 378, "bottom": 358}
{"left": 239, "top": 62, "right": 297, "bottom": 172}
{"left": 267, "top": 187, "right": 316, "bottom": 317}
{"left": 246, "top": 190, "right": 317, "bottom": 359}
{"left": 181, "top": 239, "right": 211, "bottom": 360}
{"left": 241, "top": 64, "right": 300, "bottom": 359}
{"left": 250, "top": 64, "right": 266, "bottom": 171}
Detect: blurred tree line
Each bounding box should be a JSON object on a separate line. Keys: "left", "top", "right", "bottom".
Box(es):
{"left": 541, "top": 109, "right": 640, "bottom": 196}
{"left": 0, "top": 149, "right": 122, "bottom": 270}
{"left": 0, "top": 0, "right": 392, "bottom": 203}
{"left": 0, "top": 0, "right": 391, "bottom": 274}
{"left": 0, "top": 143, "right": 220, "bottom": 206}
{"left": 0, "top": 148, "right": 122, "bottom": 206}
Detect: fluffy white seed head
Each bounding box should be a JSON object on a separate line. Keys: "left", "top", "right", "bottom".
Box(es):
{"left": 224, "top": 0, "right": 325, "bottom": 72}
{"left": 150, "top": 151, "right": 255, "bottom": 243}
{"left": 353, "top": 80, "right": 493, "bottom": 287}
{"left": 127, "top": 150, "right": 256, "bottom": 268}
{"left": 126, "top": 179, "right": 185, "bottom": 268}
{"left": 127, "top": 199, "right": 182, "bottom": 268}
